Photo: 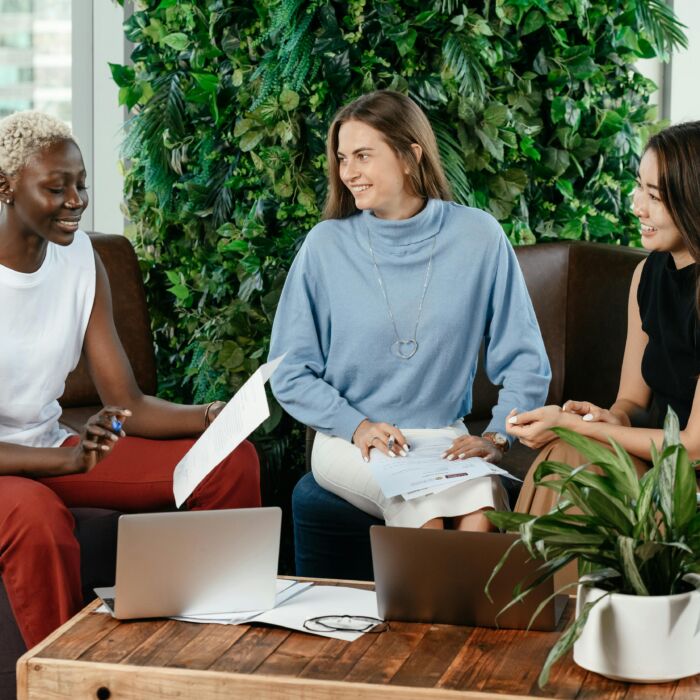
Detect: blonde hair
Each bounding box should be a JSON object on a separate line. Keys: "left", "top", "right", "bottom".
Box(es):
{"left": 323, "top": 91, "right": 452, "bottom": 220}
{"left": 0, "top": 111, "right": 73, "bottom": 176}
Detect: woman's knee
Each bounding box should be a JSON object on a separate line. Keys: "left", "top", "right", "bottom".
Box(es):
{"left": 0, "top": 477, "right": 75, "bottom": 546}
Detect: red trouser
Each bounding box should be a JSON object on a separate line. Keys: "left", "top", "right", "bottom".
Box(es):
{"left": 0, "top": 435, "right": 260, "bottom": 648}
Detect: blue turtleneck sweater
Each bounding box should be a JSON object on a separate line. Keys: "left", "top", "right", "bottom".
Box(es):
{"left": 269, "top": 198, "right": 550, "bottom": 442}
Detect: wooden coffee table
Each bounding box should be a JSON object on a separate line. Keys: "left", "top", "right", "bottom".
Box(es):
{"left": 16, "top": 580, "right": 700, "bottom": 699}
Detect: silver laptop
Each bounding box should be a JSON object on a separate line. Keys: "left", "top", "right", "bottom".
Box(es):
{"left": 370, "top": 526, "right": 567, "bottom": 631}
{"left": 95, "top": 507, "right": 281, "bottom": 619}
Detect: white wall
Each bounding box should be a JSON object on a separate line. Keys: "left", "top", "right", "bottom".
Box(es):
{"left": 668, "top": 0, "right": 700, "bottom": 122}
{"left": 71, "top": 0, "right": 125, "bottom": 234}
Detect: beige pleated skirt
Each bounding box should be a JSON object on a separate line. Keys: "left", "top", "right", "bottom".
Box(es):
{"left": 312, "top": 422, "right": 509, "bottom": 528}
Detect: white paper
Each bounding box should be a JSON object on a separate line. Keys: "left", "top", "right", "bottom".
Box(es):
{"left": 243, "top": 585, "right": 380, "bottom": 641}
{"left": 369, "top": 435, "right": 521, "bottom": 500}
{"left": 173, "top": 355, "right": 285, "bottom": 507}
{"left": 171, "top": 580, "right": 313, "bottom": 624}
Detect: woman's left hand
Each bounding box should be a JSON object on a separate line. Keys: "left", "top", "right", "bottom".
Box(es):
{"left": 506, "top": 405, "right": 574, "bottom": 449}
{"left": 442, "top": 435, "right": 504, "bottom": 464}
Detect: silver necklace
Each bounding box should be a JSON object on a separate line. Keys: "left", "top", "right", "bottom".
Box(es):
{"left": 366, "top": 229, "right": 437, "bottom": 359}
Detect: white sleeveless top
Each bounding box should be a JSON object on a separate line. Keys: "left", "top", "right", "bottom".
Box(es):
{"left": 0, "top": 230, "right": 96, "bottom": 447}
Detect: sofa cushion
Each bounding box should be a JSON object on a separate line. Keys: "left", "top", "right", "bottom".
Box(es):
{"left": 59, "top": 233, "right": 157, "bottom": 408}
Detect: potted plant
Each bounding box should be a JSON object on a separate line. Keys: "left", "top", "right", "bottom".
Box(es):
{"left": 486, "top": 408, "right": 700, "bottom": 687}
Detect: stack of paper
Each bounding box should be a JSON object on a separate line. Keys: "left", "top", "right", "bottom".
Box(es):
{"left": 369, "top": 435, "right": 520, "bottom": 500}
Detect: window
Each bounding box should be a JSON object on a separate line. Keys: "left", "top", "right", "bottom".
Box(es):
{"left": 0, "top": 0, "right": 71, "bottom": 122}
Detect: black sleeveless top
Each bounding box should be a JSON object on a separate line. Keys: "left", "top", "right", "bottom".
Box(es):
{"left": 638, "top": 251, "right": 699, "bottom": 429}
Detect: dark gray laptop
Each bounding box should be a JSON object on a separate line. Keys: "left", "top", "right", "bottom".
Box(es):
{"left": 370, "top": 526, "right": 567, "bottom": 631}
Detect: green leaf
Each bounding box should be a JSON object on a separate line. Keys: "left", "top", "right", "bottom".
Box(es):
{"left": 539, "top": 592, "right": 610, "bottom": 688}
{"left": 483, "top": 103, "right": 509, "bottom": 127}
{"left": 279, "top": 89, "right": 300, "bottom": 111}
{"left": 168, "top": 283, "right": 189, "bottom": 300}
{"left": 109, "top": 63, "right": 135, "bottom": 88}
{"left": 522, "top": 10, "right": 545, "bottom": 36}
{"left": 542, "top": 147, "right": 570, "bottom": 176}
{"left": 239, "top": 130, "right": 263, "bottom": 152}
{"left": 672, "top": 445, "right": 696, "bottom": 531}
{"left": 192, "top": 72, "right": 219, "bottom": 93}
{"left": 617, "top": 536, "right": 649, "bottom": 595}
{"left": 475, "top": 127, "right": 504, "bottom": 161}
{"left": 161, "top": 32, "right": 190, "bottom": 51}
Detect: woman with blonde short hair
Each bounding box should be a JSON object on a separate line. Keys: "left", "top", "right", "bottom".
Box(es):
{"left": 0, "top": 111, "right": 261, "bottom": 649}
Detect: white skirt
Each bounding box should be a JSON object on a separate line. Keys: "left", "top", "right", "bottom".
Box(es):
{"left": 311, "top": 422, "right": 509, "bottom": 528}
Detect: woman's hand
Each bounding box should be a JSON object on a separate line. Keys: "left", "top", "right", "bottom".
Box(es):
{"left": 506, "top": 405, "right": 575, "bottom": 449}
{"left": 562, "top": 400, "right": 628, "bottom": 426}
{"left": 352, "top": 420, "right": 409, "bottom": 462}
{"left": 68, "top": 406, "right": 131, "bottom": 474}
{"left": 441, "top": 435, "right": 504, "bottom": 464}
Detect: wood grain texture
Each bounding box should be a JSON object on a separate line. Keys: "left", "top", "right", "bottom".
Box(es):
{"left": 16, "top": 590, "right": 699, "bottom": 700}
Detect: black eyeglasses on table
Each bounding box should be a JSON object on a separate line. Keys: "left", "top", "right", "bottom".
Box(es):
{"left": 303, "top": 615, "right": 388, "bottom": 633}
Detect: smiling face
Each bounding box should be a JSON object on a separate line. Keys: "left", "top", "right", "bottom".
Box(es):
{"left": 336, "top": 119, "right": 424, "bottom": 220}
{"left": 633, "top": 148, "right": 690, "bottom": 266}
{"left": 3, "top": 138, "right": 88, "bottom": 246}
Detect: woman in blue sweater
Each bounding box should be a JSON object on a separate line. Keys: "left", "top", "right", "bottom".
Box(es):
{"left": 270, "top": 91, "right": 550, "bottom": 531}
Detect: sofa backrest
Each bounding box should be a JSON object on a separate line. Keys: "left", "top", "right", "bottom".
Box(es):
{"left": 467, "top": 241, "right": 646, "bottom": 421}
{"left": 59, "top": 232, "right": 157, "bottom": 407}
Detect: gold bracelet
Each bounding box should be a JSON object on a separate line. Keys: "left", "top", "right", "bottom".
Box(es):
{"left": 204, "top": 401, "right": 217, "bottom": 429}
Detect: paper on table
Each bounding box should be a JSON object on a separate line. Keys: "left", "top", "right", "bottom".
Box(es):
{"left": 173, "top": 354, "right": 285, "bottom": 507}
{"left": 171, "top": 580, "right": 313, "bottom": 624}
{"left": 370, "top": 435, "right": 521, "bottom": 500}
{"left": 243, "top": 584, "right": 380, "bottom": 642}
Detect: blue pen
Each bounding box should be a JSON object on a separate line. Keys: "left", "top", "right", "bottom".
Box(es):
{"left": 111, "top": 416, "right": 122, "bottom": 434}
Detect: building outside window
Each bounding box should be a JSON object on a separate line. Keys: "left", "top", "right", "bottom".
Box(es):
{"left": 0, "top": 0, "right": 71, "bottom": 122}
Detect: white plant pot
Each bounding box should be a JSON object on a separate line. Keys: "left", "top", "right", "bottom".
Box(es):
{"left": 573, "top": 581, "right": 700, "bottom": 683}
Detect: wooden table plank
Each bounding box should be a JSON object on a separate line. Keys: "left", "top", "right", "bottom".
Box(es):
{"left": 39, "top": 608, "right": 120, "bottom": 660}
{"left": 298, "top": 635, "right": 379, "bottom": 681}
{"left": 390, "top": 624, "right": 473, "bottom": 688}
{"left": 254, "top": 630, "right": 332, "bottom": 676}
{"left": 527, "top": 651, "right": 587, "bottom": 699}
{"left": 77, "top": 618, "right": 164, "bottom": 663}
{"left": 121, "top": 619, "right": 206, "bottom": 667}
{"left": 344, "top": 621, "right": 429, "bottom": 685}
{"left": 166, "top": 623, "right": 249, "bottom": 670}
{"left": 209, "top": 626, "right": 290, "bottom": 674}
{"left": 672, "top": 673, "right": 700, "bottom": 700}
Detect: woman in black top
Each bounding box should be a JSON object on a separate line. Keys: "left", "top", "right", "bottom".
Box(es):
{"left": 507, "top": 121, "right": 700, "bottom": 515}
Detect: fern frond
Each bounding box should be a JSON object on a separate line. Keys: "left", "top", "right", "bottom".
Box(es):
{"left": 251, "top": 1, "right": 320, "bottom": 107}
{"left": 636, "top": 0, "right": 688, "bottom": 56}
{"left": 442, "top": 33, "right": 487, "bottom": 101}
{"left": 433, "top": 119, "right": 473, "bottom": 206}
{"left": 122, "top": 79, "right": 184, "bottom": 206}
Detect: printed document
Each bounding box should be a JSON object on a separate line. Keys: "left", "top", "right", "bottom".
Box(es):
{"left": 172, "top": 354, "right": 285, "bottom": 507}
{"left": 369, "top": 435, "right": 520, "bottom": 500}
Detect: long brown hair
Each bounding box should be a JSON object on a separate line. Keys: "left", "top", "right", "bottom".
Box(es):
{"left": 322, "top": 90, "right": 452, "bottom": 220}
{"left": 645, "top": 121, "right": 700, "bottom": 315}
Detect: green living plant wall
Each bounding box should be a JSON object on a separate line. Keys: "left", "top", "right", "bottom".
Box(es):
{"left": 112, "top": 0, "right": 686, "bottom": 471}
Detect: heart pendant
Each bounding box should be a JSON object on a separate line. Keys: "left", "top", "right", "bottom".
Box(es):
{"left": 392, "top": 339, "right": 418, "bottom": 359}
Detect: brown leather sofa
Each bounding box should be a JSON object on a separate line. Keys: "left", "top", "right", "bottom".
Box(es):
{"left": 0, "top": 233, "right": 156, "bottom": 700}
{"left": 294, "top": 241, "right": 648, "bottom": 580}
